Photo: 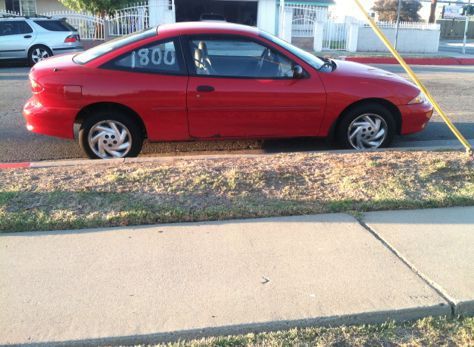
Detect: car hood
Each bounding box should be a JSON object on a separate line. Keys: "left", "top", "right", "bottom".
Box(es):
{"left": 332, "top": 59, "right": 417, "bottom": 87}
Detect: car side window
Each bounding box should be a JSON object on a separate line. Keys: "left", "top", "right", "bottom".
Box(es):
{"left": 0, "top": 21, "right": 33, "bottom": 36}
{"left": 17, "top": 21, "right": 33, "bottom": 34}
{"left": 0, "top": 21, "right": 16, "bottom": 36}
{"left": 102, "top": 39, "right": 184, "bottom": 75}
{"left": 188, "top": 36, "right": 295, "bottom": 79}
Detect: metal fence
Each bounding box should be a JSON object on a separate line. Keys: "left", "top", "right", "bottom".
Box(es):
{"left": 0, "top": 9, "right": 21, "bottom": 16}
{"left": 363, "top": 21, "right": 440, "bottom": 30}
{"left": 41, "top": 11, "right": 105, "bottom": 40}
{"left": 39, "top": 2, "right": 151, "bottom": 40}
{"left": 108, "top": 2, "right": 149, "bottom": 37}
{"left": 322, "top": 21, "right": 348, "bottom": 51}
{"left": 287, "top": 4, "right": 328, "bottom": 38}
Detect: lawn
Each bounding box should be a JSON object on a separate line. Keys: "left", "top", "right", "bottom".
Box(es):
{"left": 0, "top": 150, "right": 473, "bottom": 232}
{"left": 140, "top": 316, "right": 474, "bottom": 346}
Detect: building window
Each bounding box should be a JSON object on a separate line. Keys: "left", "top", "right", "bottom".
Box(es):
{"left": 5, "top": 0, "right": 37, "bottom": 16}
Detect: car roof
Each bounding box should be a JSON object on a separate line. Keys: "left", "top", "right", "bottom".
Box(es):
{"left": 158, "top": 21, "right": 260, "bottom": 37}
{"left": 0, "top": 16, "right": 59, "bottom": 21}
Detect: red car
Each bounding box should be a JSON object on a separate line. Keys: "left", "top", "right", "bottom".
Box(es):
{"left": 23, "top": 22, "right": 433, "bottom": 159}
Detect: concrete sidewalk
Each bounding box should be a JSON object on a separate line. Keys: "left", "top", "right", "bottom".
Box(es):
{"left": 0, "top": 207, "right": 473, "bottom": 346}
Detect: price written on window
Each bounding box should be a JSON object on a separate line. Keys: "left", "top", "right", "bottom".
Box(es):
{"left": 130, "top": 48, "right": 176, "bottom": 68}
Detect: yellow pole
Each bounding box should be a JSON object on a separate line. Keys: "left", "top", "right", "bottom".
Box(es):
{"left": 353, "top": 0, "right": 473, "bottom": 156}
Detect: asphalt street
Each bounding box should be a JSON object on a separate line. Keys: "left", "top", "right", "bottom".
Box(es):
{"left": 0, "top": 63, "right": 473, "bottom": 162}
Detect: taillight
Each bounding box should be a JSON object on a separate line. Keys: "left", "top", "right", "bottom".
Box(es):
{"left": 30, "top": 78, "right": 44, "bottom": 94}
{"left": 64, "top": 34, "right": 80, "bottom": 43}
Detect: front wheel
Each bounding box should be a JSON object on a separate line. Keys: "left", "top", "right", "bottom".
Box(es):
{"left": 336, "top": 104, "right": 396, "bottom": 150}
{"left": 79, "top": 112, "right": 143, "bottom": 159}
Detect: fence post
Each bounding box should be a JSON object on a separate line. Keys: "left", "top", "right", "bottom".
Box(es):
{"left": 346, "top": 22, "right": 359, "bottom": 52}
{"left": 283, "top": 7, "right": 293, "bottom": 42}
{"left": 103, "top": 19, "right": 111, "bottom": 41}
{"left": 313, "top": 21, "right": 324, "bottom": 52}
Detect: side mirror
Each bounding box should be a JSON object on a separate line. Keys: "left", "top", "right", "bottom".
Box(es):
{"left": 293, "top": 65, "right": 305, "bottom": 79}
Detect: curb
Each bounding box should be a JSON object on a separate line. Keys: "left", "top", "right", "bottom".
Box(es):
{"left": 0, "top": 144, "right": 467, "bottom": 170}
{"left": 343, "top": 56, "right": 474, "bottom": 65}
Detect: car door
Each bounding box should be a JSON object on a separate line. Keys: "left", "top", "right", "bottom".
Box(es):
{"left": 0, "top": 20, "right": 34, "bottom": 59}
{"left": 184, "top": 35, "right": 326, "bottom": 139}
{"left": 97, "top": 37, "right": 189, "bottom": 141}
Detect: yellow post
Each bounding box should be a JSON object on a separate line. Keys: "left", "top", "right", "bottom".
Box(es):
{"left": 353, "top": 0, "right": 473, "bottom": 156}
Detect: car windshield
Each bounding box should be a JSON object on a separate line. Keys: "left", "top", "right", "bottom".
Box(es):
{"left": 73, "top": 27, "right": 157, "bottom": 64}
{"left": 260, "top": 31, "right": 325, "bottom": 70}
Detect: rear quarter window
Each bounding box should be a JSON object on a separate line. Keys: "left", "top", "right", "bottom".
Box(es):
{"left": 34, "top": 20, "right": 76, "bottom": 32}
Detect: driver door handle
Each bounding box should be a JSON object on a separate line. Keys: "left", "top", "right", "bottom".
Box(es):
{"left": 196, "top": 85, "right": 215, "bottom": 92}
{"left": 24, "top": 35, "right": 32, "bottom": 39}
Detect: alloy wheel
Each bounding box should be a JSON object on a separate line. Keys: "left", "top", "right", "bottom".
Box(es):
{"left": 347, "top": 113, "right": 388, "bottom": 150}
{"left": 31, "top": 47, "right": 51, "bottom": 64}
{"left": 88, "top": 120, "right": 132, "bottom": 159}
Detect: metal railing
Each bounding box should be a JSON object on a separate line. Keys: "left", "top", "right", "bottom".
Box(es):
{"left": 323, "top": 21, "right": 348, "bottom": 51}
{"left": 41, "top": 11, "right": 105, "bottom": 40}
{"left": 362, "top": 21, "right": 441, "bottom": 30}
{"left": 108, "top": 2, "right": 149, "bottom": 37}
{"left": 286, "top": 4, "right": 328, "bottom": 38}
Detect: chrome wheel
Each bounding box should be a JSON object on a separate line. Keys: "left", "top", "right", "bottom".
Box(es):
{"left": 347, "top": 113, "right": 388, "bottom": 150}
{"left": 88, "top": 120, "right": 132, "bottom": 159}
{"left": 31, "top": 47, "right": 51, "bottom": 64}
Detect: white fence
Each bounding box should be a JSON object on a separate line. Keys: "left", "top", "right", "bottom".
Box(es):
{"left": 363, "top": 21, "right": 440, "bottom": 30}
{"left": 39, "top": 2, "right": 151, "bottom": 40}
{"left": 287, "top": 5, "right": 328, "bottom": 38}
{"left": 108, "top": 2, "right": 149, "bottom": 37}
{"left": 322, "top": 22, "right": 348, "bottom": 50}
{"left": 0, "top": 9, "right": 21, "bottom": 16}
{"left": 42, "top": 11, "right": 105, "bottom": 40}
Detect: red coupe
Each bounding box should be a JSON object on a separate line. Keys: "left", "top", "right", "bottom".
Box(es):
{"left": 23, "top": 22, "right": 433, "bottom": 159}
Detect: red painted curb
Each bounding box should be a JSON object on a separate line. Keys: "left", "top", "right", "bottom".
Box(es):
{"left": 344, "top": 57, "right": 474, "bottom": 65}
{"left": 0, "top": 162, "right": 31, "bottom": 169}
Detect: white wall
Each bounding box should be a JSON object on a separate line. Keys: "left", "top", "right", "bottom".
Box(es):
{"left": 149, "top": 0, "right": 175, "bottom": 26}
{"left": 357, "top": 27, "right": 440, "bottom": 53}
{"left": 257, "top": 0, "right": 277, "bottom": 34}
{"left": 36, "top": 0, "right": 68, "bottom": 13}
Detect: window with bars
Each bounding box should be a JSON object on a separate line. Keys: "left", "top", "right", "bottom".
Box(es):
{"left": 5, "top": 0, "right": 37, "bottom": 16}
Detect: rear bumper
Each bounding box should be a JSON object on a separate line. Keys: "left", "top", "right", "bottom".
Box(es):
{"left": 23, "top": 97, "right": 77, "bottom": 139}
{"left": 399, "top": 102, "right": 434, "bottom": 135}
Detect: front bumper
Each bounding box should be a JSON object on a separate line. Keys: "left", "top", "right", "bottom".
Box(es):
{"left": 23, "top": 97, "right": 78, "bottom": 139}
{"left": 399, "top": 102, "right": 434, "bottom": 135}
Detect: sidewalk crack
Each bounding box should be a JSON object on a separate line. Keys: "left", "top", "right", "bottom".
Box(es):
{"left": 356, "top": 217, "right": 456, "bottom": 317}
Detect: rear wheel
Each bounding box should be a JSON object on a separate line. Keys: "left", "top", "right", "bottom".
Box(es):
{"left": 336, "top": 103, "right": 396, "bottom": 150}
{"left": 28, "top": 45, "right": 52, "bottom": 66}
{"left": 79, "top": 111, "right": 143, "bottom": 159}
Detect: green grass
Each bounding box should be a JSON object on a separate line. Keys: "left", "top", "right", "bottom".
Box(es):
{"left": 0, "top": 150, "right": 473, "bottom": 232}
{"left": 138, "top": 316, "right": 474, "bottom": 347}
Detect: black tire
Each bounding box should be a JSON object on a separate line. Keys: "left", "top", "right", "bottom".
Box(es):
{"left": 336, "top": 103, "right": 396, "bottom": 150}
{"left": 79, "top": 110, "right": 143, "bottom": 159}
{"left": 28, "top": 45, "right": 53, "bottom": 66}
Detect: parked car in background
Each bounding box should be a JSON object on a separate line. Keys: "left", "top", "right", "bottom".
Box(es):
{"left": 23, "top": 22, "right": 433, "bottom": 159}
{"left": 0, "top": 15, "right": 83, "bottom": 65}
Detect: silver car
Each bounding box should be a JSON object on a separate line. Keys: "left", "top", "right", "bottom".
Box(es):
{"left": 0, "top": 16, "right": 83, "bottom": 65}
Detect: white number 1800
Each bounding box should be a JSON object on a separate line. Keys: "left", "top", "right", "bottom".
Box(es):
{"left": 131, "top": 48, "right": 176, "bottom": 68}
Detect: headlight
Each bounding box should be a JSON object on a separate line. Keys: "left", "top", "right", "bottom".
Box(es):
{"left": 409, "top": 92, "right": 430, "bottom": 105}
